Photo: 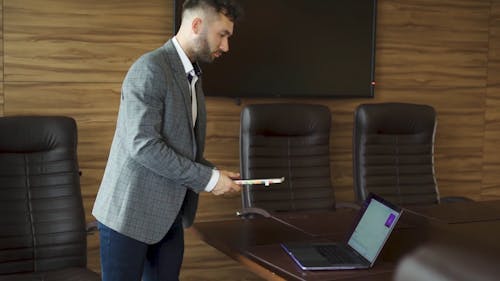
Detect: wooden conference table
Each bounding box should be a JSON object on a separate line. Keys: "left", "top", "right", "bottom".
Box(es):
{"left": 190, "top": 200, "right": 500, "bottom": 281}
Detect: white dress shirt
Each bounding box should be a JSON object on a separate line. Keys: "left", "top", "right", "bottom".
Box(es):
{"left": 172, "top": 37, "right": 219, "bottom": 192}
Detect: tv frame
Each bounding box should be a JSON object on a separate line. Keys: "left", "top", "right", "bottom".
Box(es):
{"left": 173, "top": 0, "right": 377, "bottom": 99}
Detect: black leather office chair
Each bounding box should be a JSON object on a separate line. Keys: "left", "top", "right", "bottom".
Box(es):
{"left": 353, "top": 103, "right": 470, "bottom": 205}
{"left": 239, "top": 103, "right": 337, "bottom": 214}
{"left": 0, "top": 116, "right": 100, "bottom": 281}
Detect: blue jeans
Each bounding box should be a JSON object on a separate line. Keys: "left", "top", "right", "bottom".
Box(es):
{"left": 97, "top": 216, "right": 184, "bottom": 281}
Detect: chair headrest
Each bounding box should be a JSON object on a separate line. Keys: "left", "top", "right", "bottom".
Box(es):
{"left": 0, "top": 116, "right": 77, "bottom": 153}
{"left": 355, "top": 103, "right": 436, "bottom": 135}
{"left": 241, "top": 103, "right": 331, "bottom": 136}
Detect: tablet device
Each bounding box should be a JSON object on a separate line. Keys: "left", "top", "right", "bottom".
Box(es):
{"left": 234, "top": 177, "right": 285, "bottom": 186}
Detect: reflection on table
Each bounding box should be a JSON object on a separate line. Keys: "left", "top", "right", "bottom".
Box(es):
{"left": 190, "top": 200, "right": 500, "bottom": 281}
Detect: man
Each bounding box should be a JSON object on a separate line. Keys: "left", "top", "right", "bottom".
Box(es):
{"left": 92, "top": 1, "right": 243, "bottom": 280}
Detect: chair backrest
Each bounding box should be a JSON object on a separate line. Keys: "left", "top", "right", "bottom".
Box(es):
{"left": 0, "top": 116, "right": 87, "bottom": 275}
{"left": 240, "top": 103, "right": 335, "bottom": 212}
{"left": 353, "top": 103, "right": 439, "bottom": 205}
{"left": 395, "top": 241, "right": 500, "bottom": 281}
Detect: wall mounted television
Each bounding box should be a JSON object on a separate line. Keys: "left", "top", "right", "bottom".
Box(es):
{"left": 174, "top": 0, "right": 377, "bottom": 98}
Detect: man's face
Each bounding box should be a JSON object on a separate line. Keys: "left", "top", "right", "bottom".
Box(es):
{"left": 194, "top": 13, "right": 234, "bottom": 63}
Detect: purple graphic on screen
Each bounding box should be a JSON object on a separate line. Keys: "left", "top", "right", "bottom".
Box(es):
{"left": 385, "top": 214, "right": 396, "bottom": 227}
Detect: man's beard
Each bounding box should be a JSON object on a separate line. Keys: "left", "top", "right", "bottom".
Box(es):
{"left": 194, "top": 33, "right": 216, "bottom": 63}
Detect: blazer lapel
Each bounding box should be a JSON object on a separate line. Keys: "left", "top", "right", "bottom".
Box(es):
{"left": 162, "top": 40, "right": 194, "bottom": 130}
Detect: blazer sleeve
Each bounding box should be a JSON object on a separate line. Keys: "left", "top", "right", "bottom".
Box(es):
{"left": 119, "top": 54, "right": 212, "bottom": 192}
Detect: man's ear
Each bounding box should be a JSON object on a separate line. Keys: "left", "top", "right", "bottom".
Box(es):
{"left": 192, "top": 17, "right": 203, "bottom": 34}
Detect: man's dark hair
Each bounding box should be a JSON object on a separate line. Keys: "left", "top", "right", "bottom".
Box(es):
{"left": 183, "top": 0, "right": 243, "bottom": 22}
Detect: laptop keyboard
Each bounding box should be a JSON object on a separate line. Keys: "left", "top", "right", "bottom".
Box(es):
{"left": 316, "top": 244, "right": 359, "bottom": 264}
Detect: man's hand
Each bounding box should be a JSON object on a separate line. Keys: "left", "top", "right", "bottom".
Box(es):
{"left": 212, "top": 170, "right": 241, "bottom": 196}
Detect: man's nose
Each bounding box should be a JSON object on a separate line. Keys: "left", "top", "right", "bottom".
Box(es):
{"left": 220, "top": 37, "right": 229, "bottom": 52}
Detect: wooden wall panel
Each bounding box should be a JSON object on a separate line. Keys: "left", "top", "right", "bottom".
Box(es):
{"left": 0, "top": 83, "right": 3, "bottom": 117}
{"left": 4, "top": 0, "right": 173, "bottom": 82}
{"left": 376, "top": 0, "right": 490, "bottom": 88}
{"left": 198, "top": 98, "right": 245, "bottom": 221}
{"left": 373, "top": 0, "right": 490, "bottom": 201}
{"left": 0, "top": 0, "right": 3, "bottom": 82}
{"left": 3, "top": 0, "right": 500, "bottom": 280}
{"left": 483, "top": 0, "right": 500, "bottom": 200}
{"left": 1, "top": 1, "right": 3, "bottom": 116}
{"left": 86, "top": 232, "right": 100, "bottom": 275}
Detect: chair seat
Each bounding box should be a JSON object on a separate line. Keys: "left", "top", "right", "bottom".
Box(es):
{"left": 0, "top": 267, "right": 100, "bottom": 281}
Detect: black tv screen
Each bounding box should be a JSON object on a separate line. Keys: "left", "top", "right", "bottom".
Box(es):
{"left": 174, "top": 0, "right": 377, "bottom": 98}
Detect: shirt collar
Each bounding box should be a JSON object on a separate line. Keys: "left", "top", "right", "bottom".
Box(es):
{"left": 172, "top": 37, "right": 198, "bottom": 77}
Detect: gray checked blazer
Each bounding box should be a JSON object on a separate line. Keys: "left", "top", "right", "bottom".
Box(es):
{"left": 92, "top": 39, "right": 214, "bottom": 244}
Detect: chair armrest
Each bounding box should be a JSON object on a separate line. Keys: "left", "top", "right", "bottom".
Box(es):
{"left": 86, "top": 221, "right": 98, "bottom": 235}
{"left": 236, "top": 207, "right": 271, "bottom": 218}
{"left": 440, "top": 196, "right": 474, "bottom": 204}
{"left": 336, "top": 201, "right": 362, "bottom": 210}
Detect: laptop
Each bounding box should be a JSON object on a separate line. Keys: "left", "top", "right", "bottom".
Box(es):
{"left": 281, "top": 193, "right": 403, "bottom": 270}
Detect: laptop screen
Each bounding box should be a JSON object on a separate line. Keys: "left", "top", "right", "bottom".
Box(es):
{"left": 347, "top": 196, "right": 401, "bottom": 263}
